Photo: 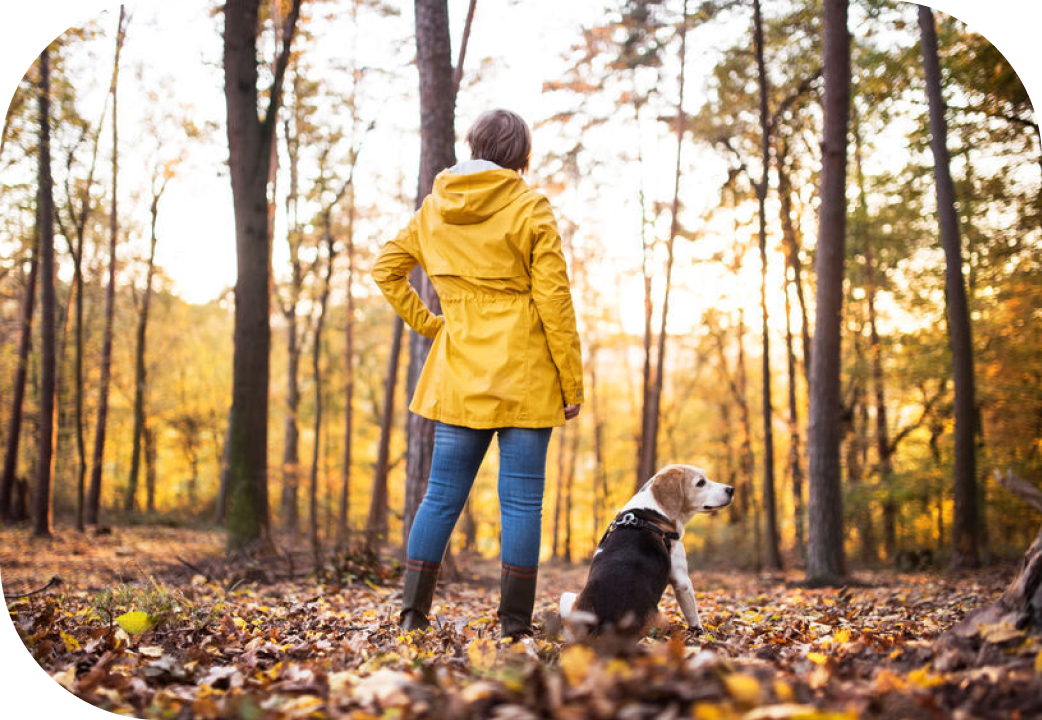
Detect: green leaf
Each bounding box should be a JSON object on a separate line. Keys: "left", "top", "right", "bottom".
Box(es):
{"left": 115, "top": 610, "right": 157, "bottom": 634}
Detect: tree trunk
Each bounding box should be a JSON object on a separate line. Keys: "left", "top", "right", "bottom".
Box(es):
{"left": 223, "top": 0, "right": 301, "bottom": 550}
{"left": 784, "top": 268, "right": 805, "bottom": 553}
{"left": 310, "top": 228, "right": 337, "bottom": 566}
{"left": 339, "top": 187, "right": 357, "bottom": 547}
{"left": 563, "top": 423, "right": 579, "bottom": 563}
{"left": 402, "top": 0, "right": 457, "bottom": 550}
{"left": 86, "top": 6, "right": 127, "bottom": 527}
{"left": 590, "top": 344, "right": 608, "bottom": 541}
{"left": 33, "top": 47, "right": 56, "bottom": 538}
{"left": 0, "top": 236, "right": 39, "bottom": 523}
{"left": 918, "top": 4, "right": 980, "bottom": 571}
{"left": 280, "top": 98, "right": 303, "bottom": 535}
{"left": 806, "top": 0, "right": 850, "bottom": 584}
{"left": 367, "top": 318, "right": 403, "bottom": 551}
{"left": 127, "top": 182, "right": 162, "bottom": 512}
{"left": 552, "top": 428, "right": 566, "bottom": 559}
{"left": 736, "top": 310, "right": 755, "bottom": 524}
{"left": 144, "top": 423, "right": 157, "bottom": 514}
{"left": 634, "top": 91, "right": 654, "bottom": 491}
{"left": 753, "top": 0, "right": 782, "bottom": 570}
{"left": 643, "top": 0, "right": 689, "bottom": 491}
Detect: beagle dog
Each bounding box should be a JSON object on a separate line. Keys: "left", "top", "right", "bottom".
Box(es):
{"left": 559, "top": 464, "right": 734, "bottom": 639}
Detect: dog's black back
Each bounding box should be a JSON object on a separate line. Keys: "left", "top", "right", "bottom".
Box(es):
{"left": 572, "top": 509, "right": 673, "bottom": 635}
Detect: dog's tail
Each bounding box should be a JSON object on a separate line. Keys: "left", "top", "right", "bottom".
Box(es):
{"left": 559, "top": 592, "right": 598, "bottom": 641}
{"left": 560, "top": 592, "right": 577, "bottom": 619}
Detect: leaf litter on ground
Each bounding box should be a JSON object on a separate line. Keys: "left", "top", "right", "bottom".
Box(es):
{"left": 3, "top": 526, "right": 1042, "bottom": 719}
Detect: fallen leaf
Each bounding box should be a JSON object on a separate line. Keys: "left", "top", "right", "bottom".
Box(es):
{"left": 115, "top": 611, "right": 157, "bottom": 634}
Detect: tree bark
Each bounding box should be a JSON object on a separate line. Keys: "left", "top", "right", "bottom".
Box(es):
{"left": 806, "top": 0, "right": 850, "bottom": 584}
{"left": 402, "top": 0, "right": 457, "bottom": 550}
{"left": 33, "top": 47, "right": 56, "bottom": 538}
{"left": 0, "top": 237, "right": 39, "bottom": 523}
{"left": 86, "top": 6, "right": 127, "bottom": 527}
{"left": 918, "top": 4, "right": 980, "bottom": 571}
{"left": 223, "top": 0, "right": 301, "bottom": 550}
{"left": 753, "top": 0, "right": 782, "bottom": 570}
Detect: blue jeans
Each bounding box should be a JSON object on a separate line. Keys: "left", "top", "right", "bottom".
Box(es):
{"left": 407, "top": 422, "right": 552, "bottom": 569}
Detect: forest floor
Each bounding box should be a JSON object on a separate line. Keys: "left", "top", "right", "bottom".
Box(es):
{"left": 3, "top": 525, "right": 1042, "bottom": 719}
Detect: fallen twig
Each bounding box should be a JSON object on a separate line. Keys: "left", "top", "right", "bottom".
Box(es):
{"left": 3, "top": 575, "right": 61, "bottom": 600}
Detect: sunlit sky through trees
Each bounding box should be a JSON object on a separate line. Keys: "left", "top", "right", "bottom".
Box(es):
{"left": 4, "top": 0, "right": 1037, "bottom": 343}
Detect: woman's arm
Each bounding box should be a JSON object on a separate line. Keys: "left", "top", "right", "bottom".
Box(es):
{"left": 529, "top": 196, "right": 584, "bottom": 406}
{"left": 372, "top": 215, "right": 444, "bottom": 338}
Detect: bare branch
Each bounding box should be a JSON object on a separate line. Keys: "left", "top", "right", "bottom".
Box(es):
{"left": 994, "top": 470, "right": 1042, "bottom": 514}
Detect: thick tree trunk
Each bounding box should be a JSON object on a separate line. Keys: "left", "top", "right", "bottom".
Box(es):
{"left": 223, "top": 0, "right": 301, "bottom": 550}
{"left": 806, "top": 0, "right": 850, "bottom": 584}
{"left": 753, "top": 0, "right": 782, "bottom": 570}
{"left": 86, "top": 6, "right": 127, "bottom": 527}
{"left": 367, "top": 318, "right": 403, "bottom": 551}
{"left": 33, "top": 47, "right": 56, "bottom": 538}
{"left": 918, "top": 4, "right": 980, "bottom": 571}
{"left": 127, "top": 188, "right": 161, "bottom": 512}
{"left": 0, "top": 238, "right": 39, "bottom": 523}
{"left": 402, "top": 0, "right": 457, "bottom": 550}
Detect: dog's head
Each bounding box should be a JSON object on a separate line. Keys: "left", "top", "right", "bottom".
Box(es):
{"left": 646, "top": 464, "right": 734, "bottom": 524}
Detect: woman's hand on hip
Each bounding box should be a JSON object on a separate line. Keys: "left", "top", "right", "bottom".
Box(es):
{"left": 564, "top": 404, "right": 581, "bottom": 421}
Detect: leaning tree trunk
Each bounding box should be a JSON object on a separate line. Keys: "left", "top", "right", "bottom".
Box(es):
{"left": 401, "top": 0, "right": 458, "bottom": 551}
{"left": 223, "top": 0, "right": 301, "bottom": 550}
{"left": 806, "top": 0, "right": 851, "bottom": 585}
{"left": 918, "top": 4, "right": 979, "bottom": 571}
{"left": 753, "top": 0, "right": 782, "bottom": 570}
{"left": 0, "top": 235, "right": 39, "bottom": 523}
{"left": 86, "top": 6, "right": 127, "bottom": 527}
{"left": 33, "top": 47, "right": 56, "bottom": 538}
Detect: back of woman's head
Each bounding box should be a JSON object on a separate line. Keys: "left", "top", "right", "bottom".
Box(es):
{"left": 465, "top": 109, "right": 531, "bottom": 173}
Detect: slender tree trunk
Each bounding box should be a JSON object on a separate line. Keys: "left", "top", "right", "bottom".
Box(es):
{"left": 590, "top": 344, "right": 608, "bottom": 541}
{"left": 223, "top": 0, "right": 301, "bottom": 549}
{"left": 339, "top": 188, "right": 357, "bottom": 546}
{"left": 736, "top": 310, "right": 755, "bottom": 524}
{"left": 144, "top": 423, "right": 157, "bottom": 514}
{"left": 918, "top": 5, "right": 980, "bottom": 571}
{"left": 33, "top": 47, "right": 56, "bottom": 538}
{"left": 0, "top": 238, "right": 39, "bottom": 523}
{"left": 806, "top": 0, "right": 850, "bottom": 584}
{"left": 633, "top": 92, "right": 655, "bottom": 490}
{"left": 280, "top": 101, "right": 303, "bottom": 534}
{"left": 778, "top": 146, "right": 806, "bottom": 552}
{"left": 86, "top": 7, "right": 127, "bottom": 527}
{"left": 126, "top": 185, "right": 162, "bottom": 512}
{"left": 367, "top": 318, "right": 403, "bottom": 551}
{"left": 753, "top": 0, "right": 782, "bottom": 570}
{"left": 784, "top": 273, "right": 805, "bottom": 553}
{"left": 552, "top": 428, "right": 566, "bottom": 559}
{"left": 402, "top": 0, "right": 458, "bottom": 550}
{"left": 310, "top": 229, "right": 337, "bottom": 566}
{"left": 643, "top": 1, "right": 689, "bottom": 489}
{"left": 563, "top": 423, "right": 579, "bottom": 563}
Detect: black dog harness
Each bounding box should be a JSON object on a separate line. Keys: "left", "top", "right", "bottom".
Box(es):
{"left": 598, "top": 511, "right": 681, "bottom": 552}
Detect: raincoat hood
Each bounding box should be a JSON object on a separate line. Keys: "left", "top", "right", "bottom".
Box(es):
{"left": 431, "top": 159, "right": 528, "bottom": 225}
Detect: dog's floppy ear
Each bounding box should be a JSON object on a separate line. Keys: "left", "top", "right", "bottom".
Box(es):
{"left": 650, "top": 466, "right": 687, "bottom": 521}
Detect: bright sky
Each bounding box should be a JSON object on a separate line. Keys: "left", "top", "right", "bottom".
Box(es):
{"left": 1, "top": 0, "right": 1040, "bottom": 341}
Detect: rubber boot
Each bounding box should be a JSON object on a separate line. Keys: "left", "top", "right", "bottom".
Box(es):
{"left": 498, "top": 564, "right": 538, "bottom": 639}
{"left": 400, "top": 559, "right": 440, "bottom": 631}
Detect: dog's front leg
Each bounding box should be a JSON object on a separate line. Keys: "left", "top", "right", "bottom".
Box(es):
{"left": 668, "top": 541, "right": 703, "bottom": 633}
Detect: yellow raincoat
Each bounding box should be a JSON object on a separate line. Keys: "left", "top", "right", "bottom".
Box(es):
{"left": 372, "top": 161, "right": 584, "bottom": 429}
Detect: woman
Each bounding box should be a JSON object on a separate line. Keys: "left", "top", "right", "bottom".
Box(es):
{"left": 372, "top": 109, "right": 584, "bottom": 639}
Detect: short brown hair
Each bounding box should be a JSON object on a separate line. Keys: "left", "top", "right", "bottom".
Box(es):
{"left": 465, "top": 109, "right": 531, "bottom": 172}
